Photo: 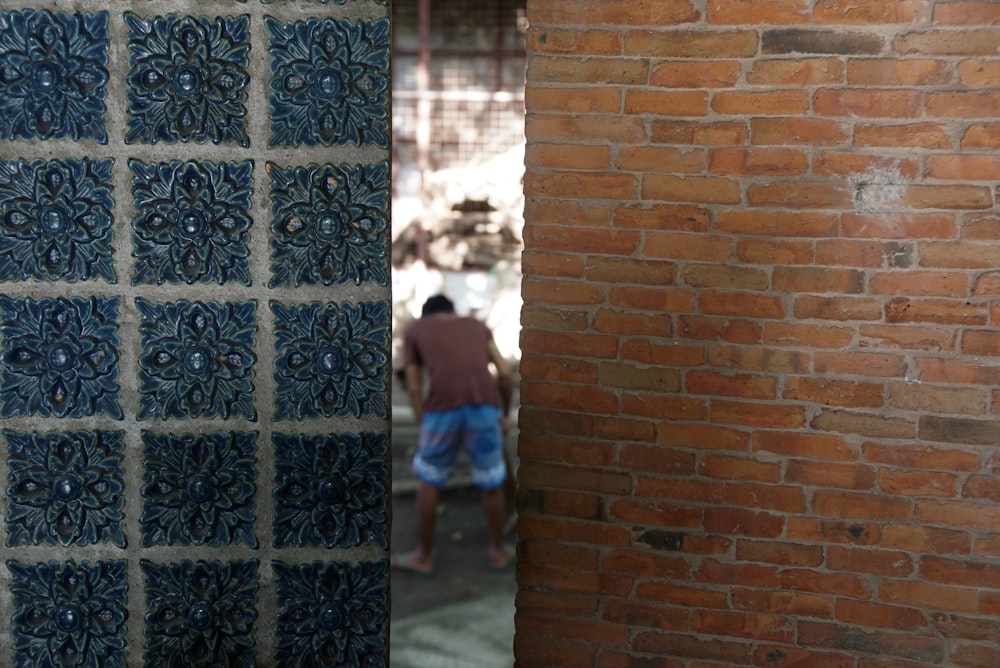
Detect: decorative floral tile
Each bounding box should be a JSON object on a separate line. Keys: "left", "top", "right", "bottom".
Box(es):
{"left": 125, "top": 13, "right": 250, "bottom": 147}
{"left": 141, "top": 431, "right": 257, "bottom": 548}
{"left": 274, "top": 560, "right": 388, "bottom": 667}
{"left": 0, "top": 9, "right": 109, "bottom": 143}
{"left": 271, "top": 300, "right": 388, "bottom": 420}
{"left": 269, "top": 162, "right": 389, "bottom": 287}
{"left": 273, "top": 432, "right": 388, "bottom": 549}
{"left": 142, "top": 559, "right": 258, "bottom": 668}
{"left": 0, "top": 158, "right": 116, "bottom": 283}
{"left": 130, "top": 158, "right": 253, "bottom": 286}
{"left": 0, "top": 296, "right": 121, "bottom": 419}
{"left": 6, "top": 431, "right": 125, "bottom": 548}
{"left": 136, "top": 299, "right": 257, "bottom": 421}
{"left": 266, "top": 16, "right": 390, "bottom": 147}
{"left": 9, "top": 560, "right": 128, "bottom": 668}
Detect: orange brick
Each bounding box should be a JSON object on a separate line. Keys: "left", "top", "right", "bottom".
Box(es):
{"left": 643, "top": 232, "right": 733, "bottom": 262}
{"left": 706, "top": 344, "right": 810, "bottom": 374}
{"left": 747, "top": 181, "right": 854, "bottom": 209}
{"left": 961, "top": 123, "right": 1000, "bottom": 148}
{"left": 814, "top": 490, "right": 913, "bottom": 521}
{"left": 763, "top": 322, "right": 856, "bottom": 348}
{"left": 708, "top": 147, "right": 808, "bottom": 176}
{"left": 879, "top": 469, "right": 958, "bottom": 497}
{"left": 707, "top": 0, "right": 811, "bottom": 25}
{"left": 587, "top": 257, "right": 678, "bottom": 285}
{"left": 751, "top": 117, "right": 849, "bottom": 145}
{"left": 619, "top": 339, "right": 703, "bottom": 366}
{"left": 814, "top": 351, "right": 906, "bottom": 377}
{"left": 794, "top": 295, "right": 883, "bottom": 321}
{"left": 927, "top": 90, "right": 1000, "bottom": 117}
{"left": 699, "top": 290, "right": 785, "bottom": 319}
{"left": 593, "top": 309, "right": 674, "bottom": 336}
{"left": 773, "top": 266, "right": 864, "bottom": 293}
{"left": 686, "top": 370, "right": 777, "bottom": 399}
{"left": 780, "top": 569, "right": 872, "bottom": 600}
{"left": 521, "top": 251, "right": 586, "bottom": 278}
{"left": 859, "top": 324, "right": 957, "bottom": 351}
{"left": 784, "top": 377, "right": 885, "bottom": 408}
{"left": 521, "top": 278, "right": 606, "bottom": 307}
{"left": 748, "top": 58, "right": 843, "bottom": 85}
{"left": 519, "top": 357, "right": 598, "bottom": 384}
{"left": 528, "top": 28, "right": 623, "bottom": 55}
{"left": 615, "top": 146, "right": 705, "bottom": 173}
{"left": 698, "top": 455, "right": 781, "bottom": 482}
{"left": 816, "top": 0, "right": 929, "bottom": 23}
{"left": 812, "top": 151, "right": 919, "bottom": 178}
{"left": 928, "top": 154, "right": 1000, "bottom": 180}
{"left": 526, "top": 86, "right": 623, "bottom": 113}
{"left": 738, "top": 238, "right": 815, "bottom": 264}
{"left": 854, "top": 122, "right": 952, "bottom": 148}
{"left": 651, "top": 119, "right": 749, "bottom": 145}
{"left": 815, "top": 240, "right": 905, "bottom": 268}
{"left": 521, "top": 380, "right": 620, "bottom": 415}
{"left": 881, "top": 580, "right": 978, "bottom": 612}
{"left": 934, "top": 2, "right": 1000, "bottom": 26}
{"left": 959, "top": 59, "right": 1000, "bottom": 87}
{"left": 527, "top": 143, "right": 611, "bottom": 170}
{"left": 657, "top": 422, "right": 750, "bottom": 451}
{"left": 526, "top": 114, "right": 647, "bottom": 143}
{"left": 520, "top": 329, "right": 618, "bottom": 358}
{"left": 525, "top": 199, "right": 611, "bottom": 227}
{"left": 896, "top": 30, "right": 1000, "bottom": 56}
{"left": 835, "top": 600, "right": 925, "bottom": 631}
{"left": 848, "top": 58, "right": 951, "bottom": 85}
{"left": 529, "top": 0, "right": 700, "bottom": 26}
{"left": 785, "top": 460, "right": 877, "bottom": 489}
{"left": 753, "top": 431, "right": 858, "bottom": 462}
{"left": 712, "top": 90, "right": 812, "bottom": 115}
{"left": 827, "top": 546, "right": 913, "bottom": 577}
{"left": 621, "top": 392, "right": 708, "bottom": 421}
{"left": 881, "top": 523, "right": 973, "bottom": 554}
{"left": 626, "top": 29, "right": 759, "bottom": 58}
{"left": 524, "top": 171, "right": 638, "bottom": 200}
{"left": 651, "top": 61, "right": 742, "bottom": 88}
{"left": 885, "top": 298, "right": 987, "bottom": 326}
{"left": 842, "top": 213, "right": 955, "bottom": 239}
{"left": 813, "top": 88, "right": 924, "bottom": 118}
{"left": 613, "top": 204, "right": 711, "bottom": 232}
{"left": 869, "top": 271, "right": 968, "bottom": 297}
{"left": 525, "top": 225, "right": 641, "bottom": 254}
{"left": 620, "top": 443, "right": 696, "bottom": 474}
{"left": 710, "top": 399, "right": 806, "bottom": 429}
{"left": 679, "top": 315, "right": 763, "bottom": 344}
{"left": 624, "top": 90, "right": 708, "bottom": 117}
{"left": 719, "top": 210, "right": 838, "bottom": 237}
{"left": 642, "top": 175, "right": 742, "bottom": 204}
{"left": 527, "top": 55, "right": 649, "bottom": 85}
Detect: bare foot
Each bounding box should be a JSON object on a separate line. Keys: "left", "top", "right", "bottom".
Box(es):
{"left": 392, "top": 551, "right": 435, "bottom": 576}
{"left": 489, "top": 544, "right": 515, "bottom": 572}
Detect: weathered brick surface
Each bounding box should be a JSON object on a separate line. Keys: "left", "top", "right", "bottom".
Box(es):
{"left": 517, "top": 1, "right": 1000, "bottom": 664}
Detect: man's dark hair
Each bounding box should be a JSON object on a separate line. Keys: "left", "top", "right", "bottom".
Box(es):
{"left": 421, "top": 294, "right": 455, "bottom": 316}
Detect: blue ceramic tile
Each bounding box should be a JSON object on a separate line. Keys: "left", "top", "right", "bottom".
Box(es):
{"left": 6, "top": 431, "right": 125, "bottom": 548}
{"left": 136, "top": 299, "right": 257, "bottom": 421}
{"left": 274, "top": 560, "right": 387, "bottom": 667}
{"left": 0, "top": 10, "right": 109, "bottom": 143}
{"left": 9, "top": 560, "right": 128, "bottom": 668}
{"left": 267, "top": 16, "right": 389, "bottom": 147}
{"left": 141, "top": 431, "right": 257, "bottom": 548}
{"left": 130, "top": 158, "right": 253, "bottom": 286}
{"left": 125, "top": 13, "right": 250, "bottom": 147}
{"left": 269, "top": 162, "right": 389, "bottom": 287}
{"left": 273, "top": 432, "right": 388, "bottom": 549}
{"left": 0, "top": 158, "right": 116, "bottom": 283}
{"left": 0, "top": 296, "right": 121, "bottom": 419}
{"left": 271, "top": 300, "right": 388, "bottom": 420}
{"left": 142, "top": 559, "right": 258, "bottom": 668}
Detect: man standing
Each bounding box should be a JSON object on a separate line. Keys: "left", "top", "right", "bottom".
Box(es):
{"left": 392, "top": 294, "right": 514, "bottom": 575}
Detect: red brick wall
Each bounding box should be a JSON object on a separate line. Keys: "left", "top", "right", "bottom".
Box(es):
{"left": 515, "top": 1, "right": 1000, "bottom": 665}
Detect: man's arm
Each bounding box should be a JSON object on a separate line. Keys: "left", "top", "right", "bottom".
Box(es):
{"left": 488, "top": 339, "right": 513, "bottom": 420}
{"left": 405, "top": 362, "right": 425, "bottom": 425}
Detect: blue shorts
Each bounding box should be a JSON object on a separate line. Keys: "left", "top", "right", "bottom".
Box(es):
{"left": 413, "top": 404, "right": 506, "bottom": 489}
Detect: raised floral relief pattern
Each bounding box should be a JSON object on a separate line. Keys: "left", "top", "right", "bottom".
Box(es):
{"left": 271, "top": 300, "right": 389, "bottom": 420}
{"left": 0, "top": 296, "right": 121, "bottom": 419}
{"left": 137, "top": 299, "right": 257, "bottom": 421}
{"left": 9, "top": 560, "right": 127, "bottom": 668}
{"left": 274, "top": 560, "right": 387, "bottom": 667}
{"left": 141, "top": 431, "right": 257, "bottom": 548}
{"left": 131, "top": 159, "right": 253, "bottom": 286}
{"left": 269, "top": 162, "right": 389, "bottom": 287}
{"left": 142, "top": 559, "right": 258, "bottom": 668}
{"left": 267, "top": 16, "right": 389, "bottom": 147}
{"left": 125, "top": 13, "right": 250, "bottom": 147}
{"left": 273, "top": 432, "right": 388, "bottom": 549}
{"left": 0, "top": 158, "right": 116, "bottom": 283}
{"left": 6, "top": 431, "right": 125, "bottom": 548}
{"left": 0, "top": 9, "right": 109, "bottom": 143}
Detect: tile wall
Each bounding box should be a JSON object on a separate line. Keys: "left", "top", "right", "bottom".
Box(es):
{"left": 0, "top": 0, "right": 391, "bottom": 665}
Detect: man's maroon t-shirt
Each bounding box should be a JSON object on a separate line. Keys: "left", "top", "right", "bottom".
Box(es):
{"left": 404, "top": 314, "right": 501, "bottom": 412}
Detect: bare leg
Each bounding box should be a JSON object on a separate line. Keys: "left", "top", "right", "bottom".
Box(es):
{"left": 393, "top": 482, "right": 439, "bottom": 575}
{"left": 483, "top": 485, "right": 513, "bottom": 569}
